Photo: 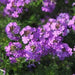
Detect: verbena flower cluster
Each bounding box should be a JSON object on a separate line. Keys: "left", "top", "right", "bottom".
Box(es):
{"left": 0, "top": 0, "right": 57, "bottom": 18}
{"left": 41, "top": 0, "right": 56, "bottom": 12}
{"left": 5, "top": 22, "right": 20, "bottom": 41}
{"left": 3, "top": 0, "right": 31, "bottom": 18}
{"left": 0, "top": 0, "right": 70, "bottom": 18}
{"left": 5, "top": 13, "right": 75, "bottom": 63}
{"left": 0, "top": 0, "right": 33, "bottom": 18}
{"left": 0, "top": 0, "right": 8, "bottom": 4}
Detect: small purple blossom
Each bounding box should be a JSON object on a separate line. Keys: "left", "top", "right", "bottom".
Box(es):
{"left": 42, "top": 0, "right": 56, "bottom": 13}
{"left": 5, "top": 42, "right": 24, "bottom": 63}
{"left": 73, "top": 46, "right": 75, "bottom": 51}
{"left": 72, "top": 2, "right": 75, "bottom": 6}
{"left": 68, "top": 16, "right": 75, "bottom": 31}
{"left": 20, "top": 26, "right": 35, "bottom": 44}
{"left": 5, "top": 22, "right": 20, "bottom": 41}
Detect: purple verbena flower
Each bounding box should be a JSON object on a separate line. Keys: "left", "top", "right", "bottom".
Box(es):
{"left": 5, "top": 22, "right": 20, "bottom": 41}
{"left": 42, "top": 0, "right": 56, "bottom": 13}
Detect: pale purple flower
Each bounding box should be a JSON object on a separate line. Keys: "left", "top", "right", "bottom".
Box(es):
{"left": 73, "top": 46, "right": 75, "bottom": 51}
{"left": 68, "top": 16, "right": 75, "bottom": 31}
{"left": 5, "top": 42, "right": 23, "bottom": 63}
{"left": 64, "top": 0, "right": 68, "bottom": 4}
{"left": 20, "top": 26, "right": 35, "bottom": 44}
{"left": 25, "top": 0, "right": 31, "bottom": 4}
{"left": 42, "top": 0, "right": 56, "bottom": 13}
{"left": 5, "top": 22, "right": 20, "bottom": 41}
{"left": 72, "top": 2, "right": 75, "bottom": 6}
